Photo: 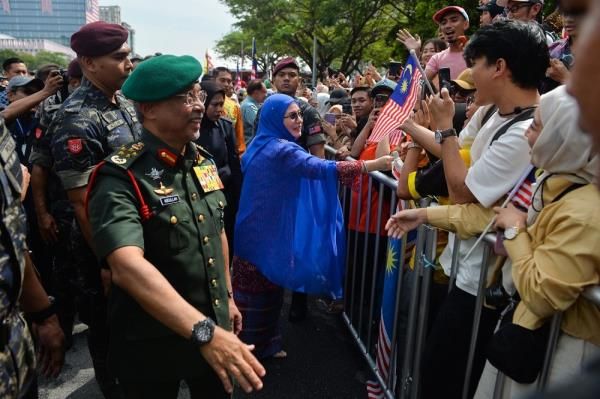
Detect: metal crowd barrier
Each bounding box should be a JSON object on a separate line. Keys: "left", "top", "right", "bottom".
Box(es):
{"left": 324, "top": 145, "right": 600, "bottom": 399}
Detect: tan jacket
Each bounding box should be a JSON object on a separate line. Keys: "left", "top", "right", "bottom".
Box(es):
{"left": 427, "top": 177, "right": 600, "bottom": 346}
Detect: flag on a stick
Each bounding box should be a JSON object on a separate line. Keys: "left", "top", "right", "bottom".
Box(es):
{"left": 368, "top": 54, "right": 422, "bottom": 144}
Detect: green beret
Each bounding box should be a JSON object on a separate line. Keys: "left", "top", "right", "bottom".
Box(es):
{"left": 121, "top": 55, "right": 203, "bottom": 102}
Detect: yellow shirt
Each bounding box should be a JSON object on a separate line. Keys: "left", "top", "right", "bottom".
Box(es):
{"left": 426, "top": 178, "right": 600, "bottom": 346}
{"left": 222, "top": 97, "right": 246, "bottom": 155}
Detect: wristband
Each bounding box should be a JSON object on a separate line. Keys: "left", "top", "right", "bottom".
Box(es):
{"left": 27, "top": 297, "right": 56, "bottom": 323}
{"left": 407, "top": 142, "right": 422, "bottom": 150}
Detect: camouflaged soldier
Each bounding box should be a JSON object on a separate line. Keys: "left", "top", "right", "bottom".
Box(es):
{"left": 47, "top": 21, "right": 141, "bottom": 398}
{"left": 87, "top": 55, "right": 265, "bottom": 399}
{"left": 30, "top": 59, "right": 83, "bottom": 348}
{"left": 0, "top": 116, "right": 65, "bottom": 398}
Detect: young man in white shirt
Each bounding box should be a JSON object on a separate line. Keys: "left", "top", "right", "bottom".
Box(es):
{"left": 400, "top": 20, "right": 549, "bottom": 399}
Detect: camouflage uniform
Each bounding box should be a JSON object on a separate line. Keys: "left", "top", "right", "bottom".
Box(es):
{"left": 0, "top": 118, "right": 36, "bottom": 398}
{"left": 48, "top": 78, "right": 141, "bottom": 397}
{"left": 29, "top": 91, "right": 78, "bottom": 346}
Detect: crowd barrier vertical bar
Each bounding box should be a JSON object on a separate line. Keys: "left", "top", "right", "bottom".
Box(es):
{"left": 349, "top": 176, "right": 364, "bottom": 326}
{"left": 537, "top": 313, "right": 563, "bottom": 391}
{"left": 399, "top": 223, "right": 428, "bottom": 399}
{"left": 410, "top": 226, "right": 437, "bottom": 399}
{"left": 492, "top": 371, "right": 506, "bottom": 399}
{"left": 358, "top": 177, "right": 374, "bottom": 340}
{"left": 448, "top": 235, "right": 461, "bottom": 292}
{"left": 462, "top": 243, "right": 492, "bottom": 399}
{"left": 366, "top": 181, "right": 387, "bottom": 355}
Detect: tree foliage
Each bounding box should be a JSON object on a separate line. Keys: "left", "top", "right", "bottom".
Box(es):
{"left": 218, "top": 0, "right": 560, "bottom": 77}
{"left": 217, "top": 0, "right": 484, "bottom": 76}
{"left": 0, "top": 49, "right": 70, "bottom": 72}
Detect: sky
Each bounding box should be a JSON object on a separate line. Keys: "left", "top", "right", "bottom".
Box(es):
{"left": 98, "top": 0, "right": 238, "bottom": 67}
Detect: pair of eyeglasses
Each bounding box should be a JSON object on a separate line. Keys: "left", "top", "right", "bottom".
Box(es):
{"left": 283, "top": 111, "right": 303, "bottom": 121}
{"left": 506, "top": 3, "right": 532, "bottom": 13}
{"left": 175, "top": 90, "right": 207, "bottom": 106}
{"left": 466, "top": 95, "right": 476, "bottom": 106}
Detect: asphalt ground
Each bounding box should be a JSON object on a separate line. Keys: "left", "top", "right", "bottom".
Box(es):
{"left": 39, "top": 293, "right": 369, "bottom": 399}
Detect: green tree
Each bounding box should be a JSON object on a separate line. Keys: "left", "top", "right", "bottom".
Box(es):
{"left": 0, "top": 50, "right": 69, "bottom": 73}
{"left": 217, "top": 0, "right": 402, "bottom": 76}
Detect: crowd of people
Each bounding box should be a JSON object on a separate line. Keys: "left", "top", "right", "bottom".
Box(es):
{"left": 0, "top": 0, "right": 599, "bottom": 398}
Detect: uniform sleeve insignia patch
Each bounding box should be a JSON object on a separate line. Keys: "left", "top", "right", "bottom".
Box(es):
{"left": 67, "top": 138, "right": 83, "bottom": 154}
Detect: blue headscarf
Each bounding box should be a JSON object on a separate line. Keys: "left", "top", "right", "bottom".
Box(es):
{"left": 235, "top": 94, "right": 346, "bottom": 298}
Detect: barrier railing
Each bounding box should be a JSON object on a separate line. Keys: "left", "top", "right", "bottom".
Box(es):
{"left": 325, "top": 145, "right": 600, "bottom": 399}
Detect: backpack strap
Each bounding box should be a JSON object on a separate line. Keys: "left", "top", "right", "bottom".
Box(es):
{"left": 489, "top": 108, "right": 536, "bottom": 146}
{"left": 481, "top": 105, "right": 498, "bottom": 128}
{"left": 551, "top": 182, "right": 586, "bottom": 204}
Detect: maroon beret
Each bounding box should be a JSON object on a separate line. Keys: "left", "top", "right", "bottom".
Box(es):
{"left": 70, "top": 21, "right": 129, "bottom": 57}
{"left": 273, "top": 57, "right": 299, "bottom": 77}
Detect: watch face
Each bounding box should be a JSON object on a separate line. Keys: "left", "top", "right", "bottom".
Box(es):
{"left": 192, "top": 319, "right": 215, "bottom": 345}
{"left": 435, "top": 130, "right": 442, "bottom": 144}
{"left": 504, "top": 227, "right": 517, "bottom": 240}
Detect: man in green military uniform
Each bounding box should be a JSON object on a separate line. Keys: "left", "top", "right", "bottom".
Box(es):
{"left": 87, "top": 55, "right": 265, "bottom": 398}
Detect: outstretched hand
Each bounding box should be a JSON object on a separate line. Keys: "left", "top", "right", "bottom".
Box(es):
{"left": 199, "top": 326, "right": 266, "bottom": 394}
{"left": 385, "top": 209, "right": 427, "bottom": 239}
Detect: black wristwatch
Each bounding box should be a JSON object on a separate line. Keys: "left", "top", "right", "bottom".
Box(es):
{"left": 434, "top": 128, "right": 457, "bottom": 144}
{"left": 190, "top": 318, "right": 216, "bottom": 346}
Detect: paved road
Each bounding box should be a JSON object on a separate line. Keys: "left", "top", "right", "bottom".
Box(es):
{"left": 39, "top": 293, "right": 369, "bottom": 399}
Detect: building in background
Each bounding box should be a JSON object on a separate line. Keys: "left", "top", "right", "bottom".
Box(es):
{"left": 0, "top": 0, "right": 99, "bottom": 47}
{"left": 99, "top": 5, "right": 120, "bottom": 24}
{"left": 0, "top": 33, "right": 75, "bottom": 58}
{"left": 121, "top": 22, "right": 135, "bottom": 55}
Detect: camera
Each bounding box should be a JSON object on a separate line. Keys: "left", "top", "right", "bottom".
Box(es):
{"left": 51, "top": 68, "right": 70, "bottom": 102}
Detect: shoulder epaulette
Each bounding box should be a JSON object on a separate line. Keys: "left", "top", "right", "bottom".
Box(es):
{"left": 193, "top": 143, "right": 214, "bottom": 161}
{"left": 105, "top": 141, "right": 146, "bottom": 169}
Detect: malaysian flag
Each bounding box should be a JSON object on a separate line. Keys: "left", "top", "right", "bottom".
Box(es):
{"left": 40, "top": 0, "right": 53, "bottom": 14}
{"left": 367, "top": 215, "right": 417, "bottom": 399}
{"left": 251, "top": 37, "right": 258, "bottom": 80}
{"left": 1, "top": 0, "right": 10, "bottom": 13}
{"left": 86, "top": 0, "right": 99, "bottom": 23}
{"left": 511, "top": 167, "right": 537, "bottom": 210}
{"left": 368, "top": 53, "right": 422, "bottom": 144}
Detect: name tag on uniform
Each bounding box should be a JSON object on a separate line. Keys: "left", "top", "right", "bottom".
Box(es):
{"left": 160, "top": 195, "right": 180, "bottom": 206}
{"left": 193, "top": 165, "right": 224, "bottom": 193}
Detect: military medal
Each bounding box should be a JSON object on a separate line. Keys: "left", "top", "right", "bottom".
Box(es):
{"left": 193, "top": 164, "right": 224, "bottom": 193}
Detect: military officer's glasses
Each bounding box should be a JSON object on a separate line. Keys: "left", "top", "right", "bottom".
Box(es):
{"left": 175, "top": 90, "right": 207, "bottom": 106}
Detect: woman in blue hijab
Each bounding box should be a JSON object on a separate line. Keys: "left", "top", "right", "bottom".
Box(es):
{"left": 233, "top": 93, "right": 392, "bottom": 359}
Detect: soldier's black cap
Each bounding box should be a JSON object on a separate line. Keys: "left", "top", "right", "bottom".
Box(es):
{"left": 70, "top": 21, "right": 129, "bottom": 57}
{"left": 121, "top": 55, "right": 203, "bottom": 102}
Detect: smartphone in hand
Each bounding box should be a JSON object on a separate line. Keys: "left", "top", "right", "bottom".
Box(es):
{"left": 324, "top": 113, "right": 337, "bottom": 125}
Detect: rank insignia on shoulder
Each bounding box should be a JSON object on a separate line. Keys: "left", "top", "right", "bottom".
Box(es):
{"left": 154, "top": 181, "right": 174, "bottom": 196}
{"left": 130, "top": 142, "right": 144, "bottom": 152}
{"left": 160, "top": 195, "right": 180, "bottom": 206}
{"left": 110, "top": 155, "right": 127, "bottom": 165}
